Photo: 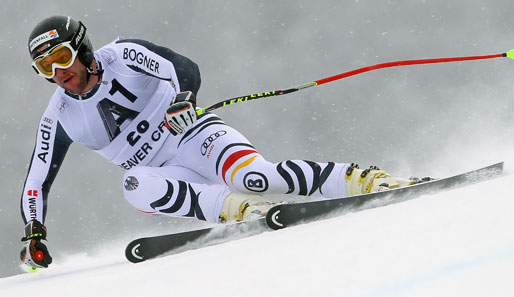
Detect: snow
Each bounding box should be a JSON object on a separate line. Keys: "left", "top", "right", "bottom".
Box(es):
{"left": 1, "top": 166, "right": 514, "bottom": 297}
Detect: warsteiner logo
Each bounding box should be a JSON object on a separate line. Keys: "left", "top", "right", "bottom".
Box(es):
{"left": 243, "top": 171, "right": 269, "bottom": 192}
{"left": 29, "top": 29, "right": 60, "bottom": 52}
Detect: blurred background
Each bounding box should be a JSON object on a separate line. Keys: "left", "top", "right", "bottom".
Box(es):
{"left": 1, "top": 0, "right": 513, "bottom": 277}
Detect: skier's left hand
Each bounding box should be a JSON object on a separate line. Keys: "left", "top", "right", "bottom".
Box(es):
{"left": 165, "top": 91, "right": 197, "bottom": 135}
{"left": 20, "top": 220, "right": 53, "bottom": 269}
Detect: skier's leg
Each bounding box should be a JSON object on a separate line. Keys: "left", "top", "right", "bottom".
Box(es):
{"left": 210, "top": 159, "right": 421, "bottom": 222}
{"left": 157, "top": 114, "right": 419, "bottom": 222}
{"left": 169, "top": 114, "right": 353, "bottom": 198}
{"left": 122, "top": 165, "right": 230, "bottom": 223}
{"left": 173, "top": 114, "right": 419, "bottom": 196}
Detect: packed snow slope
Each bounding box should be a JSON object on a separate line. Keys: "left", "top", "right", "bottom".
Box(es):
{"left": 1, "top": 162, "right": 513, "bottom": 297}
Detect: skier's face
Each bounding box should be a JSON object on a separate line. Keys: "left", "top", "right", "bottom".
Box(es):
{"left": 53, "top": 59, "right": 89, "bottom": 95}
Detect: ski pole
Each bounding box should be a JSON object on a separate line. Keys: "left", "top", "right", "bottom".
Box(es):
{"left": 196, "top": 49, "right": 514, "bottom": 116}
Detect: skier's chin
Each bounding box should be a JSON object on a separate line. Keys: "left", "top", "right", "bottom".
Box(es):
{"left": 61, "top": 77, "right": 87, "bottom": 95}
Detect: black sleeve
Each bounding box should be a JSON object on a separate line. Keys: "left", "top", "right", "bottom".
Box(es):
{"left": 115, "top": 39, "right": 201, "bottom": 96}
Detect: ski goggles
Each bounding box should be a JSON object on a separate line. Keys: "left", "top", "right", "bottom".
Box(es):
{"left": 31, "top": 42, "right": 78, "bottom": 79}
{"left": 31, "top": 21, "right": 87, "bottom": 79}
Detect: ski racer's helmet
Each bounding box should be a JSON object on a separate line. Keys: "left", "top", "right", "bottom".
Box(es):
{"left": 28, "top": 16, "right": 94, "bottom": 81}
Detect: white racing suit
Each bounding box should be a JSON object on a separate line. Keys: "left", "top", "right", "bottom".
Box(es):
{"left": 21, "top": 37, "right": 350, "bottom": 224}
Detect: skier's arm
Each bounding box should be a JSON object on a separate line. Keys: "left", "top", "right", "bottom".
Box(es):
{"left": 19, "top": 108, "right": 72, "bottom": 269}
{"left": 20, "top": 109, "right": 72, "bottom": 225}
{"left": 114, "top": 39, "right": 202, "bottom": 135}
{"left": 115, "top": 38, "right": 201, "bottom": 96}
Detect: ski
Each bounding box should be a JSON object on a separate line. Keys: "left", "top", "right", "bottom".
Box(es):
{"left": 126, "top": 217, "right": 267, "bottom": 263}
{"left": 126, "top": 161, "right": 503, "bottom": 263}
{"left": 266, "top": 162, "right": 504, "bottom": 230}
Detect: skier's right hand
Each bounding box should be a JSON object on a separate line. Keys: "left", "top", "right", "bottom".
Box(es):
{"left": 164, "top": 91, "right": 197, "bottom": 136}
{"left": 20, "top": 220, "right": 53, "bottom": 269}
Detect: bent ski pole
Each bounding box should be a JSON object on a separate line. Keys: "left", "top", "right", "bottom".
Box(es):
{"left": 196, "top": 49, "right": 514, "bottom": 116}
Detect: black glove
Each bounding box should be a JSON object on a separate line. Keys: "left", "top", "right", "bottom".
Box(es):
{"left": 164, "top": 91, "right": 197, "bottom": 136}
{"left": 20, "top": 220, "right": 53, "bottom": 269}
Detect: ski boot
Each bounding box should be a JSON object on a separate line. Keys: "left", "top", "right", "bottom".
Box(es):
{"left": 219, "top": 193, "right": 277, "bottom": 223}
{"left": 344, "top": 163, "right": 429, "bottom": 196}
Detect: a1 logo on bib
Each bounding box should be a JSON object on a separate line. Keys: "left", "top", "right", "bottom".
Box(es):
{"left": 243, "top": 172, "right": 269, "bottom": 192}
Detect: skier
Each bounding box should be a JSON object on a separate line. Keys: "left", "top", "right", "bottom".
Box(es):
{"left": 20, "top": 16, "right": 418, "bottom": 269}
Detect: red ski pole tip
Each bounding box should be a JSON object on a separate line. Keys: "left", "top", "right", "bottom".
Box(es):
{"left": 35, "top": 251, "right": 44, "bottom": 261}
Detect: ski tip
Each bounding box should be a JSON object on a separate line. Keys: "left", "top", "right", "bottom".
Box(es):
{"left": 126, "top": 241, "right": 146, "bottom": 263}
{"left": 506, "top": 49, "right": 514, "bottom": 59}
{"left": 265, "top": 207, "right": 286, "bottom": 230}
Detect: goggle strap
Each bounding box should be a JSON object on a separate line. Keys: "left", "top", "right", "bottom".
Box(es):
{"left": 70, "top": 21, "right": 87, "bottom": 51}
